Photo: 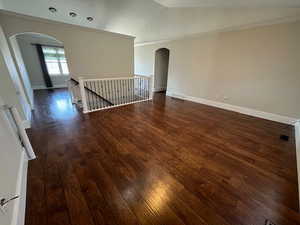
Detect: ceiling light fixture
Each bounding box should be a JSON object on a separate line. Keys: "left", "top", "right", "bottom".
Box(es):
{"left": 87, "top": 17, "right": 94, "bottom": 22}
{"left": 69, "top": 12, "right": 77, "bottom": 17}
{"left": 48, "top": 7, "right": 57, "bottom": 13}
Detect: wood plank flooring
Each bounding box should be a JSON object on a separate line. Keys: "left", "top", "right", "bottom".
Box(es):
{"left": 26, "top": 88, "right": 300, "bottom": 225}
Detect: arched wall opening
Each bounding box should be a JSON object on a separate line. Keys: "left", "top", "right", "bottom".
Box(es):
{"left": 154, "top": 48, "right": 170, "bottom": 93}
{"left": 9, "top": 32, "right": 70, "bottom": 107}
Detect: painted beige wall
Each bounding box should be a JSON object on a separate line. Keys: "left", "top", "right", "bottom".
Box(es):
{"left": 0, "top": 11, "right": 134, "bottom": 121}
{"left": 135, "top": 21, "right": 300, "bottom": 118}
{"left": 0, "top": 11, "right": 135, "bottom": 80}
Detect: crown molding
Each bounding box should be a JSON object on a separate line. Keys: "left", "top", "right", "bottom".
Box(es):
{"left": 135, "top": 39, "right": 172, "bottom": 47}
{"left": 153, "top": 0, "right": 300, "bottom": 8}
{"left": 135, "top": 14, "right": 300, "bottom": 47}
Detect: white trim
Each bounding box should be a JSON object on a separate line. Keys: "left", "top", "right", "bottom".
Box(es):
{"left": 166, "top": 91, "right": 298, "bottom": 125}
{"left": 134, "top": 15, "right": 300, "bottom": 47}
{"left": 134, "top": 74, "right": 151, "bottom": 79}
{"left": 153, "top": 87, "right": 167, "bottom": 92}
{"left": 82, "top": 76, "right": 135, "bottom": 82}
{"left": 295, "top": 121, "right": 300, "bottom": 211}
{"left": 135, "top": 39, "right": 172, "bottom": 47}
{"left": 24, "top": 106, "right": 32, "bottom": 125}
{"left": 153, "top": 0, "right": 300, "bottom": 8}
{"left": 10, "top": 151, "right": 28, "bottom": 225}
{"left": 32, "top": 84, "right": 68, "bottom": 90}
{"left": 21, "top": 120, "right": 31, "bottom": 129}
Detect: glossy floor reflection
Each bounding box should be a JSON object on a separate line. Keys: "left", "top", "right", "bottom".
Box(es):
{"left": 31, "top": 89, "right": 79, "bottom": 128}
{"left": 26, "top": 88, "right": 300, "bottom": 225}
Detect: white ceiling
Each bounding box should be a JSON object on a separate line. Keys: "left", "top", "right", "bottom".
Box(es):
{"left": 1, "top": 0, "right": 300, "bottom": 43}
{"left": 153, "top": 0, "right": 300, "bottom": 8}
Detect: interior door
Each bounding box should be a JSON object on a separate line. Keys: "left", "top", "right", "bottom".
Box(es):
{"left": 0, "top": 98, "right": 25, "bottom": 225}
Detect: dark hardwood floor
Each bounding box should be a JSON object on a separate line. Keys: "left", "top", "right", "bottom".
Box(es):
{"left": 26, "top": 88, "right": 300, "bottom": 225}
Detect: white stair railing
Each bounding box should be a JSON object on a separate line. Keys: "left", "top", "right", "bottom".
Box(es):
{"left": 67, "top": 78, "right": 81, "bottom": 104}
{"left": 71, "top": 75, "right": 153, "bottom": 113}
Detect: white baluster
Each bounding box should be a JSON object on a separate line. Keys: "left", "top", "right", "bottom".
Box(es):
{"left": 67, "top": 79, "right": 75, "bottom": 104}
{"left": 149, "top": 75, "right": 154, "bottom": 100}
{"left": 79, "top": 77, "right": 88, "bottom": 113}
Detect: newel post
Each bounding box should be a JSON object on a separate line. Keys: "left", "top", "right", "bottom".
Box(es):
{"left": 79, "top": 77, "right": 88, "bottom": 113}
{"left": 67, "top": 79, "right": 75, "bottom": 104}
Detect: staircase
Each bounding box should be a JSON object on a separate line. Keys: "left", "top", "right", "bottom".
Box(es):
{"left": 68, "top": 75, "right": 153, "bottom": 113}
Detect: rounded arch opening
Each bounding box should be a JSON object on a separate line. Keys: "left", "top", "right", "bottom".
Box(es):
{"left": 10, "top": 32, "right": 63, "bottom": 45}
{"left": 154, "top": 48, "right": 170, "bottom": 93}
{"left": 9, "top": 32, "right": 70, "bottom": 99}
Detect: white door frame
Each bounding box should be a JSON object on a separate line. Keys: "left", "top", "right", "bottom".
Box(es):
{"left": 0, "top": 26, "right": 32, "bottom": 123}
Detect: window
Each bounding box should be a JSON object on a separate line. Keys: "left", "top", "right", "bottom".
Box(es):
{"left": 42, "top": 46, "right": 69, "bottom": 76}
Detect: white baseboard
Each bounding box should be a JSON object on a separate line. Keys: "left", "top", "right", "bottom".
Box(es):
{"left": 21, "top": 120, "right": 31, "bottom": 129}
{"left": 295, "top": 121, "right": 300, "bottom": 211}
{"left": 167, "top": 91, "right": 299, "bottom": 125}
{"left": 11, "top": 151, "right": 28, "bottom": 225}
{"left": 153, "top": 87, "right": 167, "bottom": 92}
{"left": 32, "top": 84, "right": 67, "bottom": 90}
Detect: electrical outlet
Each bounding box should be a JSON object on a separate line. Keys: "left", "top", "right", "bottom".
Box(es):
{"left": 223, "top": 96, "right": 229, "bottom": 100}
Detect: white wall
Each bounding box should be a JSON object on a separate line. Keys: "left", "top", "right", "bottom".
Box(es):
{"left": 135, "top": 21, "right": 300, "bottom": 119}
{"left": 0, "top": 96, "right": 25, "bottom": 225}
{"left": 2, "top": 0, "right": 300, "bottom": 43}
{"left": 0, "top": 25, "right": 30, "bottom": 121}
{"left": 16, "top": 34, "right": 68, "bottom": 89}
{"left": 10, "top": 36, "right": 34, "bottom": 107}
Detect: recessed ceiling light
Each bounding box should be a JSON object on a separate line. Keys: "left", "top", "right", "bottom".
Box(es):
{"left": 69, "top": 12, "right": 77, "bottom": 17}
{"left": 87, "top": 17, "right": 94, "bottom": 22}
{"left": 49, "top": 7, "right": 57, "bottom": 13}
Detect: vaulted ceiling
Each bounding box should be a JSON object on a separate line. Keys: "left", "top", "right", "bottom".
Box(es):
{"left": 153, "top": 0, "right": 300, "bottom": 8}
{"left": 1, "top": 0, "right": 300, "bottom": 43}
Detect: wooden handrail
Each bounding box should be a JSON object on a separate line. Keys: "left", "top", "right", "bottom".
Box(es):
{"left": 70, "top": 78, "right": 114, "bottom": 106}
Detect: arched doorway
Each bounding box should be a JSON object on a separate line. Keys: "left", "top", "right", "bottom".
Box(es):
{"left": 154, "top": 48, "right": 170, "bottom": 93}
{"left": 10, "top": 32, "right": 69, "bottom": 91}
{"left": 9, "top": 32, "right": 73, "bottom": 119}
{"left": 9, "top": 33, "right": 70, "bottom": 98}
